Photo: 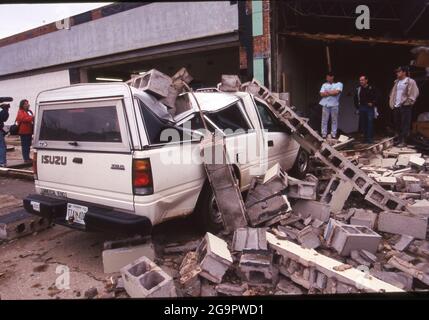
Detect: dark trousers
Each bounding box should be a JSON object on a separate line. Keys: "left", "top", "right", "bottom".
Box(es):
{"left": 393, "top": 106, "right": 412, "bottom": 143}
{"left": 359, "top": 105, "right": 374, "bottom": 143}
{"left": 20, "top": 134, "right": 32, "bottom": 161}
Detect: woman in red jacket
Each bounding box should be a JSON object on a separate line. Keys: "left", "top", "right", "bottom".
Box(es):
{"left": 16, "top": 99, "right": 34, "bottom": 162}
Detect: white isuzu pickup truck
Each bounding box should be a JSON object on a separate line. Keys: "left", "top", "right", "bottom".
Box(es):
{"left": 24, "top": 83, "right": 308, "bottom": 234}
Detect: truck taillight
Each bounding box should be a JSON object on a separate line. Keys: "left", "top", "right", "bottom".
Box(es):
{"left": 133, "top": 158, "right": 153, "bottom": 195}
{"left": 32, "top": 151, "right": 38, "bottom": 179}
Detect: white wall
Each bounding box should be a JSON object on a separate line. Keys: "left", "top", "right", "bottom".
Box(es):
{"left": 0, "top": 70, "right": 70, "bottom": 125}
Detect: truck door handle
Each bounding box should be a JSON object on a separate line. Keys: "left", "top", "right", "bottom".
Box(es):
{"left": 268, "top": 140, "right": 274, "bottom": 147}
{"left": 69, "top": 141, "right": 79, "bottom": 147}
{"left": 73, "top": 157, "right": 83, "bottom": 164}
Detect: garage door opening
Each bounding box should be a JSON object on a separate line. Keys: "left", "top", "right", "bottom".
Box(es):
{"left": 277, "top": 36, "right": 428, "bottom": 136}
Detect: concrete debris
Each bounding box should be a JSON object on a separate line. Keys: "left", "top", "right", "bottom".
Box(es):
{"left": 409, "top": 155, "right": 425, "bottom": 168}
{"left": 246, "top": 194, "right": 291, "bottom": 227}
{"left": 163, "top": 240, "right": 200, "bottom": 254}
{"left": 349, "top": 209, "right": 377, "bottom": 229}
{"left": 377, "top": 211, "right": 428, "bottom": 239}
{"left": 267, "top": 232, "right": 403, "bottom": 292}
{"left": 276, "top": 277, "right": 304, "bottom": 295}
{"left": 121, "top": 256, "right": 176, "bottom": 298}
{"left": 387, "top": 256, "right": 429, "bottom": 286}
{"left": 324, "top": 219, "right": 382, "bottom": 256}
{"left": 218, "top": 75, "right": 242, "bottom": 92}
{"left": 0, "top": 209, "right": 52, "bottom": 240}
{"left": 408, "top": 199, "right": 429, "bottom": 216}
{"left": 103, "top": 239, "right": 155, "bottom": 273}
{"left": 232, "top": 227, "right": 267, "bottom": 253}
{"left": 215, "top": 282, "right": 248, "bottom": 296}
{"left": 286, "top": 175, "right": 318, "bottom": 200}
{"left": 393, "top": 235, "right": 414, "bottom": 252}
{"left": 238, "top": 252, "right": 273, "bottom": 287}
{"left": 297, "top": 226, "right": 321, "bottom": 249}
{"left": 196, "top": 232, "right": 233, "bottom": 284}
{"left": 84, "top": 287, "right": 98, "bottom": 299}
{"left": 292, "top": 200, "right": 330, "bottom": 222}
{"left": 320, "top": 175, "right": 354, "bottom": 213}
{"left": 179, "top": 252, "right": 202, "bottom": 297}
{"left": 369, "top": 270, "right": 413, "bottom": 291}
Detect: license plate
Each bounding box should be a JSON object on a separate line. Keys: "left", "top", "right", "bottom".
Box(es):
{"left": 66, "top": 203, "right": 88, "bottom": 225}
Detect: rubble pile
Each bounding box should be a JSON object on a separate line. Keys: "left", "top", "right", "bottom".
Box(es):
{"left": 98, "top": 70, "right": 429, "bottom": 298}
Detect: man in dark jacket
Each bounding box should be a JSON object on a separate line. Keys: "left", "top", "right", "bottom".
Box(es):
{"left": 353, "top": 75, "right": 378, "bottom": 144}
{"left": 0, "top": 102, "right": 10, "bottom": 167}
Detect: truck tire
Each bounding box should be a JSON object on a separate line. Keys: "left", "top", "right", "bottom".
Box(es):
{"left": 192, "top": 179, "right": 225, "bottom": 233}
{"left": 289, "top": 147, "right": 309, "bottom": 179}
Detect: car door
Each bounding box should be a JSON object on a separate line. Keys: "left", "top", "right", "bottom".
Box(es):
{"left": 254, "top": 98, "right": 297, "bottom": 171}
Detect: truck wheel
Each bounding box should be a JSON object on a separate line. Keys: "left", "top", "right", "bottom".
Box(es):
{"left": 290, "top": 148, "right": 309, "bottom": 179}
{"left": 192, "top": 179, "right": 225, "bottom": 233}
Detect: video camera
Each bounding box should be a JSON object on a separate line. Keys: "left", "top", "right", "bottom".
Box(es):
{"left": 0, "top": 97, "right": 13, "bottom": 109}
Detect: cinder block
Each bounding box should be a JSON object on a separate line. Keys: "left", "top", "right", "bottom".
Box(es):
{"left": 297, "top": 226, "right": 321, "bottom": 249}
{"left": 232, "top": 227, "right": 267, "bottom": 252}
{"left": 394, "top": 235, "right": 414, "bottom": 251}
{"left": 408, "top": 199, "right": 429, "bottom": 216}
{"left": 218, "top": 75, "right": 241, "bottom": 92}
{"left": 196, "top": 232, "right": 233, "bottom": 284}
{"left": 179, "top": 251, "right": 202, "bottom": 297}
{"left": 370, "top": 271, "right": 413, "bottom": 291}
{"left": 326, "top": 221, "right": 382, "bottom": 256}
{"left": 135, "top": 69, "right": 172, "bottom": 98}
{"left": 320, "top": 175, "right": 353, "bottom": 213}
{"left": 286, "top": 176, "right": 317, "bottom": 200}
{"left": 409, "top": 156, "right": 425, "bottom": 168}
{"left": 375, "top": 176, "right": 397, "bottom": 186}
{"left": 377, "top": 211, "right": 428, "bottom": 239}
{"left": 246, "top": 194, "right": 291, "bottom": 227}
{"left": 103, "top": 241, "right": 155, "bottom": 273}
{"left": 239, "top": 252, "right": 273, "bottom": 287}
{"left": 292, "top": 200, "right": 330, "bottom": 222}
{"left": 0, "top": 209, "right": 51, "bottom": 240}
{"left": 121, "top": 256, "right": 176, "bottom": 298}
{"left": 350, "top": 209, "right": 377, "bottom": 229}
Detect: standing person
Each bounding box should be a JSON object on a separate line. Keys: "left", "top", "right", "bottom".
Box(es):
{"left": 353, "top": 75, "right": 378, "bottom": 144}
{"left": 389, "top": 66, "right": 420, "bottom": 146}
{"left": 16, "top": 99, "right": 34, "bottom": 162}
{"left": 0, "top": 102, "right": 10, "bottom": 167}
{"left": 319, "top": 72, "right": 343, "bottom": 139}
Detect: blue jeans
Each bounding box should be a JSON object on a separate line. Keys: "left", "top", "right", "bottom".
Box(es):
{"left": 0, "top": 131, "right": 6, "bottom": 166}
{"left": 321, "top": 105, "right": 339, "bottom": 137}
{"left": 20, "top": 134, "right": 32, "bottom": 161}
{"left": 359, "top": 105, "right": 374, "bottom": 143}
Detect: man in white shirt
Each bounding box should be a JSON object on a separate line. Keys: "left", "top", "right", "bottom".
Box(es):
{"left": 389, "top": 66, "right": 420, "bottom": 146}
{"left": 319, "top": 72, "right": 343, "bottom": 139}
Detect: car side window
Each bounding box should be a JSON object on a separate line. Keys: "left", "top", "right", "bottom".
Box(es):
{"left": 255, "top": 100, "right": 283, "bottom": 132}
{"left": 205, "top": 103, "right": 250, "bottom": 134}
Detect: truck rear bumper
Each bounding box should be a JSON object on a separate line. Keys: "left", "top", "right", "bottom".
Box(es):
{"left": 23, "top": 194, "right": 152, "bottom": 235}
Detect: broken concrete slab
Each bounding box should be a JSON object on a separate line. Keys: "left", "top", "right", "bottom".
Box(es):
{"left": 292, "top": 199, "right": 330, "bottom": 222}
{"left": 121, "top": 256, "right": 176, "bottom": 298}
{"left": 103, "top": 240, "right": 155, "bottom": 274}
{"left": 196, "top": 232, "right": 233, "bottom": 284}
{"left": 369, "top": 271, "right": 413, "bottom": 291}
{"left": 324, "top": 219, "right": 382, "bottom": 256}
{"left": 232, "top": 227, "right": 267, "bottom": 253}
{"left": 0, "top": 209, "right": 51, "bottom": 240}
{"left": 266, "top": 231, "right": 403, "bottom": 292}
{"left": 349, "top": 209, "right": 377, "bottom": 229}
{"left": 393, "top": 235, "right": 414, "bottom": 252}
{"left": 179, "top": 252, "right": 202, "bottom": 297}
{"left": 377, "top": 211, "right": 428, "bottom": 239}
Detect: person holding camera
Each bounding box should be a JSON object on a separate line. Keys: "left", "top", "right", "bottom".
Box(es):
{"left": 16, "top": 99, "right": 34, "bottom": 162}
{"left": 0, "top": 99, "right": 11, "bottom": 167}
